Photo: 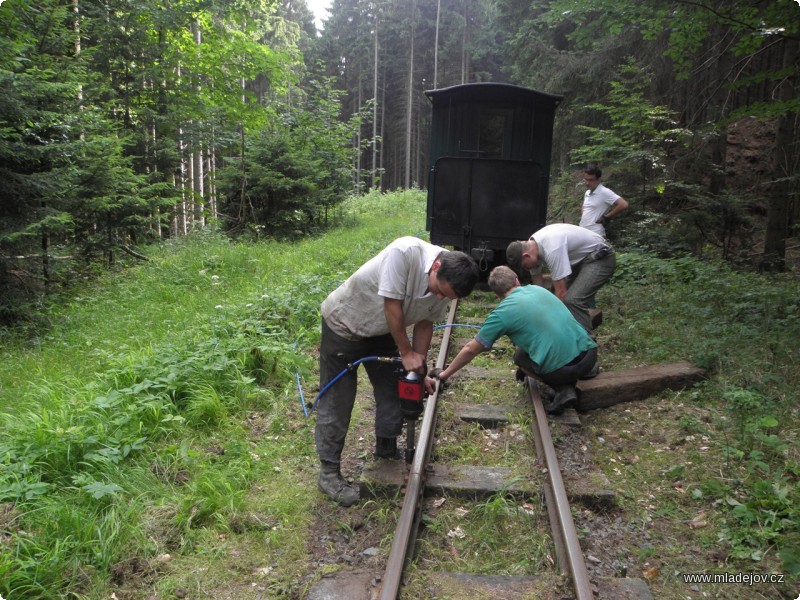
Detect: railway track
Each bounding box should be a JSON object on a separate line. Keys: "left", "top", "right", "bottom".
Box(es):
{"left": 379, "top": 297, "right": 594, "bottom": 600}
{"left": 308, "top": 292, "right": 657, "bottom": 600}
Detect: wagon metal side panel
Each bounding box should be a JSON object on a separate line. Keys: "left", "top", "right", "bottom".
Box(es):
{"left": 429, "top": 158, "right": 546, "bottom": 257}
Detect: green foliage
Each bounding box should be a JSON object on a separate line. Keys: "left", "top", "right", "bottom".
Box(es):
{"left": 0, "top": 242, "right": 313, "bottom": 592}
{"left": 0, "top": 190, "right": 429, "bottom": 596}
{"left": 536, "top": 0, "right": 668, "bottom": 50}
{"left": 217, "top": 78, "right": 365, "bottom": 238}
{"left": 0, "top": 0, "right": 314, "bottom": 323}
{"left": 662, "top": 1, "right": 799, "bottom": 86}
{"left": 570, "top": 60, "right": 688, "bottom": 192}
{"left": 177, "top": 453, "right": 253, "bottom": 529}
{"left": 503, "top": 0, "right": 799, "bottom": 279}
{"left": 605, "top": 250, "right": 800, "bottom": 577}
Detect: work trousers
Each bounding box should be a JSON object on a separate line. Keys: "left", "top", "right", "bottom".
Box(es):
{"left": 514, "top": 346, "right": 598, "bottom": 386}
{"left": 315, "top": 319, "right": 403, "bottom": 464}
{"left": 564, "top": 249, "right": 616, "bottom": 332}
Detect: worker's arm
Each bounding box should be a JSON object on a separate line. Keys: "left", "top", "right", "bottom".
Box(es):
{"left": 438, "top": 339, "right": 486, "bottom": 382}
{"left": 602, "top": 197, "right": 629, "bottom": 220}
{"left": 384, "top": 298, "right": 425, "bottom": 374}
{"left": 408, "top": 320, "right": 437, "bottom": 394}
{"left": 552, "top": 277, "right": 568, "bottom": 301}
{"left": 411, "top": 320, "right": 433, "bottom": 357}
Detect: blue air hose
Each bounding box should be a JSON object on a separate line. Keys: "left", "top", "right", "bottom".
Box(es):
{"left": 297, "top": 325, "right": 479, "bottom": 417}
{"left": 433, "top": 323, "right": 481, "bottom": 332}
{"left": 299, "top": 355, "right": 402, "bottom": 417}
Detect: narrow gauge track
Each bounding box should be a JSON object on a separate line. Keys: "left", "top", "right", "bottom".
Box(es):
{"left": 378, "top": 297, "right": 593, "bottom": 600}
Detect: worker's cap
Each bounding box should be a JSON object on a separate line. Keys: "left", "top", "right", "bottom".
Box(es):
{"left": 505, "top": 240, "right": 525, "bottom": 273}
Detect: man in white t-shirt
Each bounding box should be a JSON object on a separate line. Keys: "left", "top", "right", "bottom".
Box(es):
{"left": 316, "top": 237, "right": 479, "bottom": 506}
{"left": 506, "top": 223, "right": 615, "bottom": 334}
{"left": 579, "top": 166, "right": 628, "bottom": 237}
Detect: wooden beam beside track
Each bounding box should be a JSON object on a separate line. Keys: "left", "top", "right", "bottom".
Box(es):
{"left": 576, "top": 361, "right": 706, "bottom": 411}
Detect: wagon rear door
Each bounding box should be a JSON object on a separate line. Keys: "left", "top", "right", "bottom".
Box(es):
{"left": 428, "top": 157, "right": 547, "bottom": 259}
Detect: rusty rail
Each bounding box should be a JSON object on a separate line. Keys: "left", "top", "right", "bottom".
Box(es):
{"left": 378, "top": 299, "right": 593, "bottom": 600}
{"left": 379, "top": 299, "right": 458, "bottom": 600}
{"left": 528, "top": 380, "right": 594, "bottom": 600}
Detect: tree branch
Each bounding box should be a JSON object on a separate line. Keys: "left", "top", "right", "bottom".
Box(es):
{"left": 119, "top": 245, "right": 149, "bottom": 261}
{"left": 673, "top": 0, "right": 800, "bottom": 42}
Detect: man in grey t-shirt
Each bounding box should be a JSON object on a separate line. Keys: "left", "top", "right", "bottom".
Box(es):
{"left": 316, "top": 237, "right": 478, "bottom": 506}
{"left": 506, "top": 223, "right": 615, "bottom": 334}
{"left": 579, "top": 166, "right": 628, "bottom": 237}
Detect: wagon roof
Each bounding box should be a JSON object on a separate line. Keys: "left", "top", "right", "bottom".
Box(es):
{"left": 424, "top": 82, "right": 563, "bottom": 106}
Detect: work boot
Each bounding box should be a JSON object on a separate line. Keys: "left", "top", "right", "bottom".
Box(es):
{"left": 546, "top": 385, "right": 577, "bottom": 415}
{"left": 533, "top": 379, "right": 556, "bottom": 402}
{"left": 318, "top": 461, "right": 359, "bottom": 507}
{"left": 374, "top": 436, "right": 401, "bottom": 460}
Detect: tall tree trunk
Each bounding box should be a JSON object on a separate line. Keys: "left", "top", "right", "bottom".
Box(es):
{"left": 380, "top": 65, "right": 386, "bottom": 190}
{"left": 416, "top": 90, "right": 422, "bottom": 186}
{"left": 372, "top": 12, "right": 379, "bottom": 189}
{"left": 356, "top": 72, "right": 362, "bottom": 192}
{"left": 433, "top": 0, "right": 441, "bottom": 89}
{"left": 74, "top": 0, "right": 82, "bottom": 107}
{"left": 761, "top": 38, "right": 799, "bottom": 272}
{"left": 192, "top": 22, "right": 205, "bottom": 228}
{"left": 41, "top": 226, "right": 50, "bottom": 294}
{"left": 191, "top": 141, "right": 205, "bottom": 227}
{"left": 405, "top": 0, "right": 416, "bottom": 189}
{"left": 106, "top": 221, "right": 113, "bottom": 267}
{"left": 207, "top": 139, "right": 217, "bottom": 221}
{"left": 461, "top": 0, "right": 468, "bottom": 84}
{"left": 178, "top": 121, "right": 189, "bottom": 236}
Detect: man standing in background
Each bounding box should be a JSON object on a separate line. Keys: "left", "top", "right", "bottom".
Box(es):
{"left": 579, "top": 166, "right": 628, "bottom": 237}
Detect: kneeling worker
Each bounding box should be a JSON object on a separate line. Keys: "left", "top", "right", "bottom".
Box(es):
{"left": 434, "top": 266, "right": 597, "bottom": 414}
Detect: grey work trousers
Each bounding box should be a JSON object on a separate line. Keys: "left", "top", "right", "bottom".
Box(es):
{"left": 514, "top": 346, "right": 598, "bottom": 386}
{"left": 315, "top": 319, "right": 403, "bottom": 464}
{"left": 564, "top": 249, "right": 616, "bottom": 332}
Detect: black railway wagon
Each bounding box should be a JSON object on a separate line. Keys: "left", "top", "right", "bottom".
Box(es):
{"left": 425, "top": 82, "right": 563, "bottom": 269}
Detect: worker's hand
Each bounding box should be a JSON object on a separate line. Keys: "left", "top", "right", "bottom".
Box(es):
{"left": 426, "top": 368, "right": 448, "bottom": 394}
{"left": 595, "top": 215, "right": 609, "bottom": 227}
{"left": 400, "top": 350, "right": 426, "bottom": 375}
{"left": 424, "top": 375, "right": 438, "bottom": 395}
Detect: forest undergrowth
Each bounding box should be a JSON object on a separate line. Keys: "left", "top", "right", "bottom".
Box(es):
{"left": 0, "top": 189, "right": 798, "bottom": 599}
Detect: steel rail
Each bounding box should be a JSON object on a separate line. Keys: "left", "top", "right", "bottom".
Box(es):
{"left": 379, "top": 299, "right": 458, "bottom": 600}
{"left": 532, "top": 424, "right": 568, "bottom": 574}
{"left": 528, "top": 380, "right": 594, "bottom": 600}
{"left": 378, "top": 298, "right": 593, "bottom": 600}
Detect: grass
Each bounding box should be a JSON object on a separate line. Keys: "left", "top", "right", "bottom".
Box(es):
{"left": 415, "top": 492, "right": 554, "bottom": 569}
{"left": 588, "top": 252, "right": 800, "bottom": 598}
{"left": 0, "top": 190, "right": 427, "bottom": 599}
{"left": 1, "top": 189, "right": 799, "bottom": 598}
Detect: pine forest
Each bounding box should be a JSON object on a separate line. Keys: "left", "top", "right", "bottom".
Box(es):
{"left": 2, "top": 0, "right": 799, "bottom": 318}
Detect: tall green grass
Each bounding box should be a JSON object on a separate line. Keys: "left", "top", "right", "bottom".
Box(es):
{"left": 0, "top": 190, "right": 429, "bottom": 598}
{"left": 598, "top": 251, "right": 800, "bottom": 580}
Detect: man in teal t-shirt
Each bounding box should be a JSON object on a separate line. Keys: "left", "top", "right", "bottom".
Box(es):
{"left": 436, "top": 266, "right": 597, "bottom": 414}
